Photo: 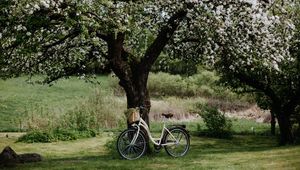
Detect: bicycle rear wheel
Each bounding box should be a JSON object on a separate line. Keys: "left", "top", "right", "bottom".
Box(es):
{"left": 117, "top": 128, "right": 146, "bottom": 160}
{"left": 164, "top": 128, "right": 190, "bottom": 157}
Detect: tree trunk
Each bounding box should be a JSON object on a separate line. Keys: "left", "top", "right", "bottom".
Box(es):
{"left": 276, "top": 113, "right": 294, "bottom": 145}
{"left": 270, "top": 109, "right": 276, "bottom": 135}
{"left": 125, "top": 86, "right": 151, "bottom": 127}
{"left": 123, "top": 77, "right": 152, "bottom": 153}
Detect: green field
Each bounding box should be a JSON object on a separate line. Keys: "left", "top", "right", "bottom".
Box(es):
{"left": 1, "top": 133, "right": 300, "bottom": 170}
{"left": 0, "top": 76, "right": 111, "bottom": 131}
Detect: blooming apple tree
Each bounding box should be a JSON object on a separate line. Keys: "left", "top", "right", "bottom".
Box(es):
{"left": 169, "top": 0, "right": 298, "bottom": 144}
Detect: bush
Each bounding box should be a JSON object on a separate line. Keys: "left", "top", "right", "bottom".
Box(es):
{"left": 17, "top": 131, "right": 55, "bottom": 143}
{"left": 148, "top": 72, "right": 191, "bottom": 97}
{"left": 17, "top": 129, "right": 97, "bottom": 143}
{"left": 197, "top": 104, "right": 232, "bottom": 139}
{"left": 52, "top": 129, "right": 77, "bottom": 141}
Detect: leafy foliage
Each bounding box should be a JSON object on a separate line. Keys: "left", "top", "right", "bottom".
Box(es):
{"left": 196, "top": 104, "right": 232, "bottom": 139}
{"left": 17, "top": 131, "right": 54, "bottom": 143}
{"left": 152, "top": 54, "right": 198, "bottom": 76}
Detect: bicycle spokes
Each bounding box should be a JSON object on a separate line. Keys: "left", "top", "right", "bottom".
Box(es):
{"left": 117, "top": 129, "right": 146, "bottom": 160}
{"left": 164, "top": 128, "right": 190, "bottom": 157}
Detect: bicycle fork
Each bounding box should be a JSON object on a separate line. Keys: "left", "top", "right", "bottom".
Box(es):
{"left": 130, "top": 124, "right": 140, "bottom": 145}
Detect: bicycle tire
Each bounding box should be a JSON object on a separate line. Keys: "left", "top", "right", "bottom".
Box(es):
{"left": 117, "top": 128, "right": 146, "bottom": 160}
{"left": 164, "top": 127, "right": 190, "bottom": 157}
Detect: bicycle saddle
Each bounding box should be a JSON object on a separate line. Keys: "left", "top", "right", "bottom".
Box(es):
{"left": 162, "top": 113, "right": 174, "bottom": 118}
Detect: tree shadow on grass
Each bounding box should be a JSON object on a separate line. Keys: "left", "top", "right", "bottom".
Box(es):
{"left": 190, "top": 135, "right": 284, "bottom": 155}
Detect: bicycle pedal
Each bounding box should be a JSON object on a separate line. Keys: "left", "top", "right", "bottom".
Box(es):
{"left": 154, "top": 144, "right": 162, "bottom": 152}
{"left": 154, "top": 149, "right": 161, "bottom": 153}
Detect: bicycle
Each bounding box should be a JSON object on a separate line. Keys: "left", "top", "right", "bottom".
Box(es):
{"left": 117, "top": 106, "right": 190, "bottom": 160}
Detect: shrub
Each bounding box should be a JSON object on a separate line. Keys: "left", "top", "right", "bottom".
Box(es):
{"left": 148, "top": 72, "right": 189, "bottom": 97}
{"left": 17, "top": 129, "right": 97, "bottom": 143}
{"left": 75, "top": 129, "right": 97, "bottom": 138}
{"left": 52, "top": 129, "right": 77, "bottom": 141}
{"left": 197, "top": 104, "right": 232, "bottom": 139}
{"left": 17, "top": 131, "right": 54, "bottom": 143}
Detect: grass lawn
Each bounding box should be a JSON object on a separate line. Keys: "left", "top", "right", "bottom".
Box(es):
{"left": 1, "top": 133, "right": 300, "bottom": 170}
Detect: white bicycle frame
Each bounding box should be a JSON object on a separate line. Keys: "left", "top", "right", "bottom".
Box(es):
{"left": 130, "top": 117, "right": 179, "bottom": 146}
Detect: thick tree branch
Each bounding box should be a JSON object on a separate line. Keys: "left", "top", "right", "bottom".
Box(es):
{"left": 232, "top": 71, "right": 279, "bottom": 103}
{"left": 221, "top": 48, "right": 280, "bottom": 104}
{"left": 141, "top": 9, "right": 188, "bottom": 72}
{"left": 43, "top": 28, "right": 80, "bottom": 49}
{"left": 107, "top": 33, "right": 134, "bottom": 90}
{"left": 96, "top": 31, "right": 110, "bottom": 42}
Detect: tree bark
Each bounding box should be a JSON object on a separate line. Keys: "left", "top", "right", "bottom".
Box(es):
{"left": 276, "top": 113, "right": 294, "bottom": 145}
{"left": 105, "top": 33, "right": 152, "bottom": 146}
{"left": 270, "top": 109, "right": 276, "bottom": 135}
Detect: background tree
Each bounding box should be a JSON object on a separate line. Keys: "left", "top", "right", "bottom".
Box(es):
{"left": 203, "top": 0, "right": 297, "bottom": 144}
{"left": 216, "top": 1, "right": 300, "bottom": 145}
{"left": 163, "top": 0, "right": 298, "bottom": 144}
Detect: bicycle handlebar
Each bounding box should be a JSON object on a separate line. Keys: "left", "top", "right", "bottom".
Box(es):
{"left": 139, "top": 105, "right": 146, "bottom": 110}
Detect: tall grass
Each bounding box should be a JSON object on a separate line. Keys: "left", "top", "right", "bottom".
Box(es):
{"left": 22, "top": 88, "right": 126, "bottom": 132}
{"left": 60, "top": 88, "right": 126, "bottom": 131}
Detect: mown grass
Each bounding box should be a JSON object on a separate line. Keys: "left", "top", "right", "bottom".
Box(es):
{"left": 0, "top": 133, "right": 300, "bottom": 170}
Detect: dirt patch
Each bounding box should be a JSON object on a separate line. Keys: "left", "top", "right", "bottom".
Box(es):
{"left": 224, "top": 105, "right": 270, "bottom": 123}
{"left": 0, "top": 133, "right": 25, "bottom": 138}
{"left": 149, "top": 99, "right": 269, "bottom": 123}
{"left": 149, "top": 100, "right": 199, "bottom": 121}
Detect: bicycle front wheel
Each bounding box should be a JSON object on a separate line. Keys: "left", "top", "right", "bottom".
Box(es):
{"left": 117, "top": 128, "right": 146, "bottom": 160}
{"left": 164, "top": 128, "right": 190, "bottom": 157}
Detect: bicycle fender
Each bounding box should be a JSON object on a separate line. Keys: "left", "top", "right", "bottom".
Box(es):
{"left": 168, "top": 126, "right": 190, "bottom": 137}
